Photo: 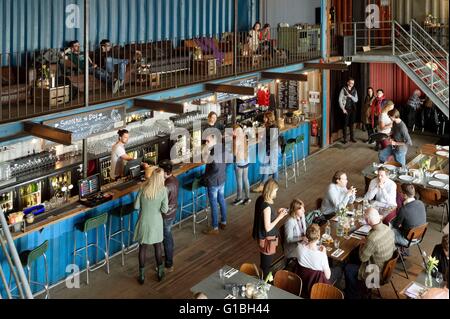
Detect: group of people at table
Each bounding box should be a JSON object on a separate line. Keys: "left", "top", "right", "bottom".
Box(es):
{"left": 252, "top": 167, "right": 449, "bottom": 299}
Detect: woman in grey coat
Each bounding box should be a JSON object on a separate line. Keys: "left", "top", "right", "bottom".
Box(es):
{"left": 134, "top": 168, "right": 169, "bottom": 284}
{"left": 283, "top": 198, "right": 307, "bottom": 264}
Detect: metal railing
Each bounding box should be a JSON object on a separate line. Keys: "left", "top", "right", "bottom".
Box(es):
{"left": 0, "top": 209, "right": 33, "bottom": 299}
{"left": 0, "top": 27, "right": 321, "bottom": 124}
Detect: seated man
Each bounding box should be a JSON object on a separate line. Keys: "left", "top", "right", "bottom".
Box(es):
{"left": 93, "top": 39, "right": 129, "bottom": 93}
{"left": 344, "top": 207, "right": 395, "bottom": 299}
{"left": 65, "top": 40, "right": 121, "bottom": 94}
{"left": 364, "top": 167, "right": 397, "bottom": 211}
{"left": 391, "top": 184, "right": 426, "bottom": 248}
{"left": 320, "top": 171, "right": 356, "bottom": 218}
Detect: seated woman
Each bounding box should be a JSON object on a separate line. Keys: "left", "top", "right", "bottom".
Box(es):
{"left": 283, "top": 198, "right": 307, "bottom": 264}
{"left": 296, "top": 224, "right": 331, "bottom": 280}
{"left": 432, "top": 234, "right": 449, "bottom": 279}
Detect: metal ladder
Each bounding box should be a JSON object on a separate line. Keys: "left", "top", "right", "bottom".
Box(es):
{"left": 393, "top": 20, "right": 449, "bottom": 118}
{"left": 0, "top": 209, "right": 33, "bottom": 299}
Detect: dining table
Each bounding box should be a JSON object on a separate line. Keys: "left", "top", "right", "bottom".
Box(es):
{"left": 190, "top": 265, "right": 302, "bottom": 299}
{"left": 400, "top": 270, "right": 444, "bottom": 299}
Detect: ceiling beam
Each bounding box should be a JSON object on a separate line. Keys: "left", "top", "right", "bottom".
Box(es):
{"left": 134, "top": 99, "right": 184, "bottom": 114}
{"left": 23, "top": 122, "right": 72, "bottom": 146}
{"left": 205, "top": 83, "right": 255, "bottom": 95}
{"left": 261, "top": 72, "right": 308, "bottom": 81}
{"left": 303, "top": 63, "right": 349, "bottom": 71}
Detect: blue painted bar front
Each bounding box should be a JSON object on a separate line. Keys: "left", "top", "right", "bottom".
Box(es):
{"left": 0, "top": 122, "right": 309, "bottom": 296}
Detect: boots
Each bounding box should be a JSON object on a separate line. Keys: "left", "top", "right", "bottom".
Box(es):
{"left": 138, "top": 267, "right": 145, "bottom": 285}
{"left": 157, "top": 264, "right": 165, "bottom": 282}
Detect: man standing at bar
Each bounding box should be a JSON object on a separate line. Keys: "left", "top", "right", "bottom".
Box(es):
{"left": 338, "top": 77, "right": 358, "bottom": 144}
{"left": 110, "top": 129, "right": 134, "bottom": 180}
{"left": 159, "top": 160, "right": 179, "bottom": 272}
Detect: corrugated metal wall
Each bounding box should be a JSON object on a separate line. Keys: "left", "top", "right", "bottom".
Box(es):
{"left": 0, "top": 0, "right": 258, "bottom": 54}
{"left": 369, "top": 63, "right": 419, "bottom": 106}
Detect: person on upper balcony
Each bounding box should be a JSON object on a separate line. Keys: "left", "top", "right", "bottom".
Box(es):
{"left": 248, "top": 21, "right": 261, "bottom": 54}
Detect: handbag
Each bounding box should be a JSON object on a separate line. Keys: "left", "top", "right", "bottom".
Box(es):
{"left": 258, "top": 235, "right": 278, "bottom": 255}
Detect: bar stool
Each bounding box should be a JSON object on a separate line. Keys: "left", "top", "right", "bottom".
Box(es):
{"left": 295, "top": 134, "right": 306, "bottom": 175}
{"left": 9, "top": 240, "right": 50, "bottom": 299}
{"left": 178, "top": 176, "right": 209, "bottom": 235}
{"left": 108, "top": 203, "right": 138, "bottom": 266}
{"left": 73, "top": 212, "right": 110, "bottom": 285}
{"left": 281, "top": 141, "right": 297, "bottom": 188}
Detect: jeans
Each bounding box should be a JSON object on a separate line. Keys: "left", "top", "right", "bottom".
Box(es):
{"left": 106, "top": 57, "right": 128, "bottom": 82}
{"left": 260, "top": 149, "right": 280, "bottom": 184}
{"left": 378, "top": 145, "right": 407, "bottom": 166}
{"left": 393, "top": 227, "right": 409, "bottom": 247}
{"left": 162, "top": 218, "right": 174, "bottom": 267}
{"left": 207, "top": 183, "right": 227, "bottom": 229}
{"left": 344, "top": 263, "right": 367, "bottom": 299}
{"left": 235, "top": 165, "right": 250, "bottom": 200}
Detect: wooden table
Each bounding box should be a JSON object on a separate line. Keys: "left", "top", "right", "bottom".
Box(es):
{"left": 400, "top": 271, "right": 441, "bottom": 299}
{"left": 320, "top": 217, "right": 365, "bottom": 263}
{"left": 34, "top": 85, "right": 70, "bottom": 107}
{"left": 191, "top": 265, "right": 302, "bottom": 299}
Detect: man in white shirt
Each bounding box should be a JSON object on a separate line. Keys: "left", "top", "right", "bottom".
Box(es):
{"left": 110, "top": 129, "right": 134, "bottom": 180}
{"left": 364, "top": 167, "right": 397, "bottom": 210}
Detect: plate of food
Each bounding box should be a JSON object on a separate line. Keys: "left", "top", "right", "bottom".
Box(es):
{"left": 383, "top": 164, "right": 397, "bottom": 171}
{"left": 436, "top": 150, "right": 449, "bottom": 158}
{"left": 428, "top": 180, "right": 446, "bottom": 188}
{"left": 399, "top": 175, "right": 415, "bottom": 182}
{"left": 434, "top": 173, "right": 449, "bottom": 181}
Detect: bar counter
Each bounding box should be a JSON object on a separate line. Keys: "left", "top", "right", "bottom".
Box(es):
{"left": 0, "top": 122, "right": 310, "bottom": 294}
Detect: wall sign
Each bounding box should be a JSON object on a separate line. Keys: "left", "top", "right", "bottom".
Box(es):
{"left": 44, "top": 105, "right": 126, "bottom": 142}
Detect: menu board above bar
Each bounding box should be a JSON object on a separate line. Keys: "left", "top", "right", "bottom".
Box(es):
{"left": 43, "top": 105, "right": 126, "bottom": 142}
{"left": 278, "top": 80, "right": 298, "bottom": 109}
{"left": 216, "top": 77, "right": 258, "bottom": 102}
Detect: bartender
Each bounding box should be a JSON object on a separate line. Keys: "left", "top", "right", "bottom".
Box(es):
{"left": 110, "top": 129, "right": 135, "bottom": 180}
{"left": 207, "top": 111, "right": 224, "bottom": 131}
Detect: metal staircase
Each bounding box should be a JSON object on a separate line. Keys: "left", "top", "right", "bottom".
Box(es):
{"left": 345, "top": 20, "right": 449, "bottom": 118}
{"left": 0, "top": 209, "right": 33, "bottom": 299}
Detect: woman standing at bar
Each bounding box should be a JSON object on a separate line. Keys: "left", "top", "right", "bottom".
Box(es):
{"left": 232, "top": 124, "right": 251, "bottom": 206}
{"left": 252, "top": 179, "right": 288, "bottom": 279}
{"left": 362, "top": 87, "right": 375, "bottom": 140}
{"left": 134, "top": 168, "right": 169, "bottom": 284}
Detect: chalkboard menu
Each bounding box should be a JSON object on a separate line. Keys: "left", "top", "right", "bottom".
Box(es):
{"left": 44, "top": 105, "right": 126, "bottom": 142}
{"left": 278, "top": 80, "right": 298, "bottom": 109}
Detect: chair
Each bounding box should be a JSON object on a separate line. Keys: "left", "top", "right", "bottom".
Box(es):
{"left": 372, "top": 250, "right": 400, "bottom": 299}
{"left": 418, "top": 186, "right": 448, "bottom": 231}
{"left": 296, "top": 264, "right": 330, "bottom": 298}
{"left": 396, "top": 223, "right": 428, "bottom": 279}
{"left": 273, "top": 270, "right": 302, "bottom": 296}
{"left": 73, "top": 213, "right": 110, "bottom": 285}
{"left": 310, "top": 282, "right": 344, "bottom": 299}
{"left": 178, "top": 176, "right": 209, "bottom": 235}
{"left": 239, "top": 263, "right": 262, "bottom": 279}
{"left": 108, "top": 203, "right": 138, "bottom": 267}
{"left": 9, "top": 240, "right": 50, "bottom": 298}
{"left": 281, "top": 141, "right": 297, "bottom": 188}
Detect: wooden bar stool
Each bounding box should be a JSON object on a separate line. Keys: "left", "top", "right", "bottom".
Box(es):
{"left": 178, "top": 176, "right": 208, "bottom": 235}
{"left": 108, "top": 203, "right": 138, "bottom": 266}
{"left": 73, "top": 212, "right": 110, "bottom": 285}
{"left": 9, "top": 240, "right": 50, "bottom": 299}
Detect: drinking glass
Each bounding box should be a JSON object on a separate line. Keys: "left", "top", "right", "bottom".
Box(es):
{"left": 435, "top": 272, "right": 443, "bottom": 287}
{"left": 232, "top": 285, "right": 240, "bottom": 298}
{"left": 334, "top": 240, "right": 340, "bottom": 250}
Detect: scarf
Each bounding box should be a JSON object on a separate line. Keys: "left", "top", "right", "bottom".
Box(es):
{"left": 371, "top": 96, "right": 385, "bottom": 127}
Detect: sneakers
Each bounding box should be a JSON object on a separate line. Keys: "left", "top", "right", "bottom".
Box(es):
{"left": 219, "top": 223, "right": 227, "bottom": 230}
{"left": 242, "top": 198, "right": 252, "bottom": 205}
{"left": 232, "top": 199, "right": 244, "bottom": 206}
{"left": 202, "top": 228, "right": 219, "bottom": 235}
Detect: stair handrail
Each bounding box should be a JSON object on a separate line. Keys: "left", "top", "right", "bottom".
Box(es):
{"left": 411, "top": 19, "right": 449, "bottom": 57}
{"left": 0, "top": 210, "right": 33, "bottom": 299}
{"left": 393, "top": 21, "right": 448, "bottom": 85}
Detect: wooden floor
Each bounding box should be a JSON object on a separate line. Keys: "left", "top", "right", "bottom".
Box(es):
{"left": 47, "top": 130, "right": 445, "bottom": 299}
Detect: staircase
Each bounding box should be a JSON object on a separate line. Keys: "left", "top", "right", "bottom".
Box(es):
{"left": 393, "top": 20, "right": 449, "bottom": 118}
{"left": 345, "top": 20, "right": 449, "bottom": 118}
{"left": 0, "top": 210, "right": 33, "bottom": 299}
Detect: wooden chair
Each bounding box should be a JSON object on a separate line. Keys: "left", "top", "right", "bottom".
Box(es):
{"left": 240, "top": 263, "right": 262, "bottom": 279}
{"left": 310, "top": 283, "right": 344, "bottom": 299}
{"left": 384, "top": 161, "right": 402, "bottom": 167}
{"left": 418, "top": 186, "right": 448, "bottom": 231}
{"left": 396, "top": 223, "right": 428, "bottom": 279}
{"left": 273, "top": 270, "right": 302, "bottom": 296}
{"left": 372, "top": 250, "right": 400, "bottom": 299}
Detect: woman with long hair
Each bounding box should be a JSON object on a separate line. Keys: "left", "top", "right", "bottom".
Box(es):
{"left": 362, "top": 87, "right": 376, "bottom": 139}
{"left": 134, "top": 168, "right": 169, "bottom": 284}
{"left": 252, "top": 179, "right": 288, "bottom": 278}
{"left": 248, "top": 21, "right": 261, "bottom": 53}
{"left": 232, "top": 124, "right": 251, "bottom": 206}
{"left": 283, "top": 198, "right": 307, "bottom": 265}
